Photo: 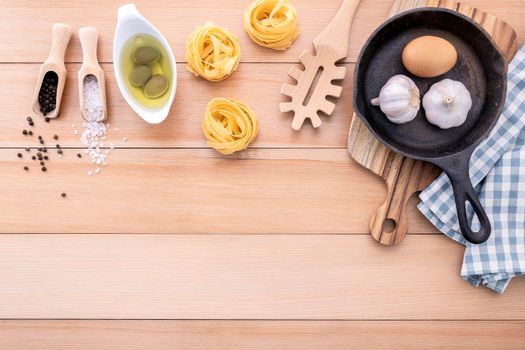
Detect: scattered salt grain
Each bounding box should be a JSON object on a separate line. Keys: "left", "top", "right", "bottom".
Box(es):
{"left": 114, "top": 127, "right": 119, "bottom": 132}
{"left": 74, "top": 130, "right": 78, "bottom": 135}
{"left": 87, "top": 170, "right": 92, "bottom": 176}
{"left": 122, "top": 137, "right": 127, "bottom": 142}
{"left": 95, "top": 168, "right": 100, "bottom": 174}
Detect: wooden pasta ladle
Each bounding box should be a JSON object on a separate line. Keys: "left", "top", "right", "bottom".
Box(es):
{"left": 78, "top": 26, "right": 107, "bottom": 121}
{"left": 32, "top": 23, "right": 72, "bottom": 119}
{"left": 280, "top": 0, "right": 360, "bottom": 130}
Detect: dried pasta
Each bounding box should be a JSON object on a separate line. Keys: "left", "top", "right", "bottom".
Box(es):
{"left": 244, "top": 0, "right": 300, "bottom": 50}
{"left": 185, "top": 22, "right": 241, "bottom": 82}
{"left": 202, "top": 98, "right": 260, "bottom": 155}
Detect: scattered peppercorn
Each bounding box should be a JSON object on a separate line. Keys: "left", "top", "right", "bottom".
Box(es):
{"left": 39, "top": 139, "right": 44, "bottom": 145}
{"left": 23, "top": 166, "right": 29, "bottom": 171}
{"left": 17, "top": 153, "right": 22, "bottom": 158}
{"left": 44, "top": 156, "right": 49, "bottom": 160}
{"left": 56, "top": 144, "right": 61, "bottom": 148}
{"left": 40, "top": 161, "right": 45, "bottom": 166}
{"left": 22, "top": 130, "right": 28, "bottom": 135}
{"left": 53, "top": 135, "right": 58, "bottom": 140}
{"left": 77, "top": 153, "right": 82, "bottom": 158}
{"left": 41, "top": 166, "right": 47, "bottom": 172}
{"left": 45, "top": 117, "right": 50, "bottom": 123}
{"left": 61, "top": 193, "right": 66, "bottom": 198}
{"left": 32, "top": 156, "right": 36, "bottom": 160}
{"left": 28, "top": 131, "right": 33, "bottom": 136}
{"left": 57, "top": 149, "right": 63, "bottom": 154}
{"left": 28, "top": 121, "right": 34, "bottom": 126}
{"left": 25, "top": 147, "right": 30, "bottom": 152}
{"left": 43, "top": 148, "right": 48, "bottom": 153}
{"left": 26, "top": 117, "right": 32, "bottom": 122}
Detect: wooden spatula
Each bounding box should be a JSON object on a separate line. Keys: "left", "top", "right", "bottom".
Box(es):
{"left": 78, "top": 27, "right": 107, "bottom": 122}
{"left": 32, "top": 23, "right": 72, "bottom": 119}
{"left": 280, "top": 0, "right": 360, "bottom": 130}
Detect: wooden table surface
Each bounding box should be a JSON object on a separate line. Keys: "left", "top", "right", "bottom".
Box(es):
{"left": 1, "top": 0, "right": 524, "bottom": 348}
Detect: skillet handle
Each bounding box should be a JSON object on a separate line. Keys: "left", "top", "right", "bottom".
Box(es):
{"left": 446, "top": 163, "right": 491, "bottom": 244}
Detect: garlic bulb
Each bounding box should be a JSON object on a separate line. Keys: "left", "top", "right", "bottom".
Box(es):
{"left": 371, "top": 75, "right": 420, "bottom": 124}
{"left": 422, "top": 79, "right": 472, "bottom": 129}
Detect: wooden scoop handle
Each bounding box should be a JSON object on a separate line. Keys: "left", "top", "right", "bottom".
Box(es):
{"left": 313, "top": 0, "right": 360, "bottom": 60}
{"left": 47, "top": 23, "right": 72, "bottom": 64}
{"left": 79, "top": 27, "right": 100, "bottom": 69}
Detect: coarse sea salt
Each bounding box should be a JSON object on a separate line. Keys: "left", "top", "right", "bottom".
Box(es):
{"left": 80, "top": 75, "right": 113, "bottom": 176}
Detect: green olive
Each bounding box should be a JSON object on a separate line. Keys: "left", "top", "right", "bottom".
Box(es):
{"left": 129, "top": 65, "right": 152, "bottom": 87}
{"left": 143, "top": 75, "right": 169, "bottom": 99}
{"left": 132, "top": 46, "right": 161, "bottom": 64}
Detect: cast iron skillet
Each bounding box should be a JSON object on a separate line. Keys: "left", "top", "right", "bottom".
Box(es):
{"left": 353, "top": 8, "right": 507, "bottom": 244}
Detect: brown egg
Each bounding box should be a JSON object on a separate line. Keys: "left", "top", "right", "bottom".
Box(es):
{"left": 402, "top": 36, "right": 457, "bottom": 78}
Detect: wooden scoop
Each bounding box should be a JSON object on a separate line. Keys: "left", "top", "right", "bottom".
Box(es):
{"left": 32, "top": 23, "right": 72, "bottom": 119}
{"left": 78, "top": 27, "right": 107, "bottom": 121}
{"left": 280, "top": 0, "right": 360, "bottom": 130}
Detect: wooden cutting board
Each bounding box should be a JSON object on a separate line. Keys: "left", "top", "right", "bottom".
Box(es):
{"left": 347, "top": 0, "right": 518, "bottom": 245}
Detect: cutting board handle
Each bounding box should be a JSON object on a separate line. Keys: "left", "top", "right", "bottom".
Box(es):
{"left": 369, "top": 172, "right": 410, "bottom": 246}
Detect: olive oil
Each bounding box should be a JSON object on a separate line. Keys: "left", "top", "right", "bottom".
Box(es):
{"left": 120, "top": 35, "right": 172, "bottom": 109}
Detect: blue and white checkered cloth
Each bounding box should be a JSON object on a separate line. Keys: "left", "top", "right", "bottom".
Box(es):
{"left": 418, "top": 45, "right": 525, "bottom": 294}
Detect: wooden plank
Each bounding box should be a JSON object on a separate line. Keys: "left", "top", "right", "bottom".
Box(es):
{"left": 0, "top": 235, "right": 524, "bottom": 319}
{"left": 1, "top": 320, "right": 525, "bottom": 350}
{"left": 0, "top": 1, "right": 522, "bottom": 64}
{"left": 0, "top": 63, "right": 353, "bottom": 148}
{"left": 0, "top": 148, "right": 435, "bottom": 234}
{"left": 0, "top": 0, "right": 392, "bottom": 64}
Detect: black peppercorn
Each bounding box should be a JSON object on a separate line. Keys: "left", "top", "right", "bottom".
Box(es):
{"left": 44, "top": 156, "right": 49, "bottom": 160}
{"left": 24, "top": 166, "right": 29, "bottom": 171}
{"left": 38, "top": 72, "right": 58, "bottom": 116}
{"left": 53, "top": 135, "right": 58, "bottom": 140}
{"left": 22, "top": 130, "right": 27, "bottom": 135}
{"left": 57, "top": 149, "right": 63, "bottom": 154}
{"left": 77, "top": 153, "right": 82, "bottom": 158}
{"left": 28, "top": 131, "right": 33, "bottom": 136}
{"left": 61, "top": 193, "right": 66, "bottom": 198}
{"left": 45, "top": 117, "right": 50, "bottom": 123}
{"left": 41, "top": 166, "right": 47, "bottom": 172}
{"left": 17, "top": 153, "right": 22, "bottom": 158}
{"left": 32, "top": 156, "right": 36, "bottom": 160}
{"left": 25, "top": 147, "right": 30, "bottom": 152}
{"left": 40, "top": 161, "right": 45, "bottom": 166}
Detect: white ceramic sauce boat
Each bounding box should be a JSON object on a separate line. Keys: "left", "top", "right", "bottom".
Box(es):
{"left": 113, "top": 3, "right": 177, "bottom": 124}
